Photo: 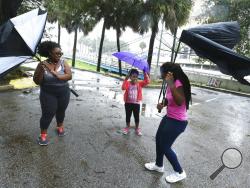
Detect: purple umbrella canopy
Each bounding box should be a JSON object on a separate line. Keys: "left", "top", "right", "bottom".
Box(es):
{"left": 112, "top": 51, "right": 150, "bottom": 73}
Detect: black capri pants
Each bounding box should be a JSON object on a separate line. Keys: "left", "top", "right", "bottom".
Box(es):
{"left": 39, "top": 86, "right": 70, "bottom": 130}
{"left": 125, "top": 103, "right": 140, "bottom": 124}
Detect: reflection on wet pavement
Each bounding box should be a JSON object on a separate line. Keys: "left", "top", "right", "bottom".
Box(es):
{"left": 71, "top": 70, "right": 250, "bottom": 147}
{"left": 70, "top": 70, "right": 163, "bottom": 118}
{"left": 1, "top": 69, "right": 250, "bottom": 187}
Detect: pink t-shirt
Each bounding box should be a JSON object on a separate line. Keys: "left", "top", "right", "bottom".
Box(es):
{"left": 127, "top": 84, "right": 139, "bottom": 104}
{"left": 166, "top": 79, "right": 187, "bottom": 121}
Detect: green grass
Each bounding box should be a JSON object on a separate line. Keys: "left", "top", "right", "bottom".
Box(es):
{"left": 54, "top": 59, "right": 163, "bottom": 87}
{"left": 67, "top": 59, "right": 125, "bottom": 79}
{"left": 67, "top": 59, "right": 104, "bottom": 72}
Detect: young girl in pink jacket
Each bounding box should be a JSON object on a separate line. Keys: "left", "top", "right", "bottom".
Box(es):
{"left": 121, "top": 69, "right": 150, "bottom": 136}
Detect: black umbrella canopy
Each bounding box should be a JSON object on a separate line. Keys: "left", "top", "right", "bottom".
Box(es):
{"left": 187, "top": 21, "right": 240, "bottom": 49}
{"left": 180, "top": 21, "right": 250, "bottom": 85}
{"left": 0, "top": 8, "right": 47, "bottom": 77}
{"left": 0, "top": 20, "right": 32, "bottom": 56}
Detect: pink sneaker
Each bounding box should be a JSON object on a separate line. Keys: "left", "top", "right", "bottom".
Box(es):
{"left": 135, "top": 128, "right": 142, "bottom": 136}
{"left": 122, "top": 127, "right": 130, "bottom": 135}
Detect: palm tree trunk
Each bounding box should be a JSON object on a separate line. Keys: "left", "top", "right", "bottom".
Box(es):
{"left": 97, "top": 20, "right": 106, "bottom": 72}
{"left": 72, "top": 27, "right": 78, "bottom": 68}
{"left": 58, "top": 22, "right": 61, "bottom": 45}
{"left": 147, "top": 23, "right": 158, "bottom": 71}
{"left": 116, "top": 27, "right": 122, "bottom": 76}
{"left": 171, "top": 27, "right": 177, "bottom": 63}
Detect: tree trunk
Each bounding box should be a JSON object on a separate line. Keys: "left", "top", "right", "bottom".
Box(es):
{"left": 72, "top": 27, "right": 78, "bottom": 68}
{"left": 171, "top": 27, "right": 177, "bottom": 63}
{"left": 58, "top": 22, "right": 61, "bottom": 45}
{"left": 116, "top": 27, "right": 122, "bottom": 76}
{"left": 97, "top": 21, "right": 106, "bottom": 72}
{"left": 147, "top": 23, "right": 158, "bottom": 72}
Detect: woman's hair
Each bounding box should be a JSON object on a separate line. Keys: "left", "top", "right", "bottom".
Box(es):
{"left": 160, "top": 62, "right": 192, "bottom": 109}
{"left": 130, "top": 68, "right": 139, "bottom": 76}
{"left": 37, "top": 41, "right": 61, "bottom": 57}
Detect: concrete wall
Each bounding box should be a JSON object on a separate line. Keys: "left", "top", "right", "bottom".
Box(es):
{"left": 186, "top": 72, "right": 250, "bottom": 93}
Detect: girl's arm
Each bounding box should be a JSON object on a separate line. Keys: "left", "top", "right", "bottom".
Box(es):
{"left": 139, "top": 72, "right": 150, "bottom": 87}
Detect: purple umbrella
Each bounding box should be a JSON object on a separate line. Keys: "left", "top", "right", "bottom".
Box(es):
{"left": 112, "top": 51, "right": 150, "bottom": 73}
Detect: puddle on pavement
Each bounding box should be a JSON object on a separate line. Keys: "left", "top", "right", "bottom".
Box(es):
{"left": 70, "top": 71, "right": 163, "bottom": 118}
{"left": 18, "top": 70, "right": 163, "bottom": 118}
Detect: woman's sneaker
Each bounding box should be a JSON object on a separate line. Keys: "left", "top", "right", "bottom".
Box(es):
{"left": 38, "top": 134, "right": 49, "bottom": 146}
{"left": 57, "top": 127, "right": 65, "bottom": 137}
{"left": 122, "top": 127, "right": 130, "bottom": 135}
{"left": 165, "top": 170, "right": 186, "bottom": 183}
{"left": 135, "top": 128, "right": 142, "bottom": 136}
{"left": 145, "top": 162, "right": 164, "bottom": 173}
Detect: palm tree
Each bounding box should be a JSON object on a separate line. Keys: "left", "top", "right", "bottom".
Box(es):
{"left": 89, "top": 0, "right": 142, "bottom": 73}
{"left": 109, "top": 0, "right": 142, "bottom": 76}
{"left": 46, "top": 0, "right": 98, "bottom": 67}
{"left": 44, "top": 0, "right": 61, "bottom": 44}
{"left": 170, "top": 0, "right": 193, "bottom": 62}
{"left": 86, "top": 0, "right": 108, "bottom": 72}
{"left": 138, "top": 0, "right": 192, "bottom": 69}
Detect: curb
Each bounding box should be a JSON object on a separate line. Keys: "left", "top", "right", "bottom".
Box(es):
{"left": 146, "top": 83, "right": 250, "bottom": 98}
{"left": 191, "top": 84, "right": 250, "bottom": 98}
{"left": 1, "top": 69, "right": 250, "bottom": 98}
{"left": 0, "top": 84, "right": 14, "bottom": 91}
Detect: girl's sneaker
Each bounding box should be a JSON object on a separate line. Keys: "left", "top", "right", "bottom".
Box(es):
{"left": 122, "top": 127, "right": 130, "bottom": 135}
{"left": 165, "top": 170, "right": 187, "bottom": 183}
{"left": 57, "top": 127, "right": 65, "bottom": 137}
{"left": 135, "top": 128, "right": 142, "bottom": 136}
{"left": 145, "top": 162, "right": 164, "bottom": 173}
{"left": 38, "top": 134, "right": 49, "bottom": 146}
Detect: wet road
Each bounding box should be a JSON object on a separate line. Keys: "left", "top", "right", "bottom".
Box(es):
{"left": 0, "top": 70, "right": 249, "bottom": 188}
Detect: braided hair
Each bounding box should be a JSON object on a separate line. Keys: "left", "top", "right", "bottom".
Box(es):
{"left": 37, "top": 41, "right": 61, "bottom": 58}
{"left": 160, "top": 62, "right": 192, "bottom": 109}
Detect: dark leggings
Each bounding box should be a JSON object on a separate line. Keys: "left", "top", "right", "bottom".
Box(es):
{"left": 39, "top": 86, "right": 70, "bottom": 130}
{"left": 155, "top": 116, "right": 187, "bottom": 173}
{"left": 125, "top": 103, "right": 140, "bottom": 124}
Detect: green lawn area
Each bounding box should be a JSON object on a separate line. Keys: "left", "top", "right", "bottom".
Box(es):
{"left": 65, "top": 59, "right": 163, "bottom": 86}
{"left": 66, "top": 59, "right": 125, "bottom": 79}
{"left": 0, "top": 57, "right": 161, "bottom": 87}
{"left": 67, "top": 59, "right": 103, "bottom": 72}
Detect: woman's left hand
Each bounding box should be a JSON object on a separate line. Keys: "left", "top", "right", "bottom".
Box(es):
{"left": 165, "top": 72, "right": 174, "bottom": 86}
{"left": 50, "top": 70, "right": 59, "bottom": 78}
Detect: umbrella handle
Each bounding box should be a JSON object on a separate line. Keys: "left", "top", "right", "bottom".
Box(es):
{"left": 34, "top": 55, "right": 42, "bottom": 62}
{"left": 70, "top": 89, "right": 79, "bottom": 97}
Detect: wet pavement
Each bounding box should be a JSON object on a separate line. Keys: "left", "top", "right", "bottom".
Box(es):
{"left": 0, "top": 70, "right": 250, "bottom": 188}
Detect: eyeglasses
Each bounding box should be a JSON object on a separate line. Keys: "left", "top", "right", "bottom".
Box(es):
{"left": 51, "top": 52, "right": 63, "bottom": 57}
{"left": 54, "top": 52, "right": 63, "bottom": 56}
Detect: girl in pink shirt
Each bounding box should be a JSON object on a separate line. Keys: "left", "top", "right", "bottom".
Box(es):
{"left": 122, "top": 69, "right": 150, "bottom": 136}
{"left": 145, "top": 62, "right": 191, "bottom": 183}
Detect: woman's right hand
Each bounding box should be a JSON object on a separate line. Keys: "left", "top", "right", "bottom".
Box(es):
{"left": 157, "top": 103, "right": 164, "bottom": 111}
